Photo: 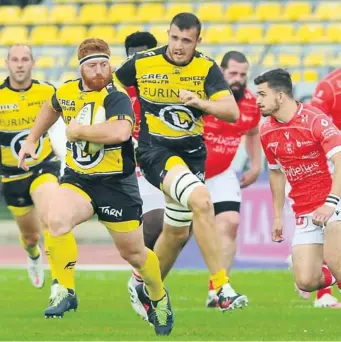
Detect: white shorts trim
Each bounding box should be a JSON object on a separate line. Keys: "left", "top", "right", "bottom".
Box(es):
{"left": 206, "top": 168, "right": 241, "bottom": 204}
{"left": 292, "top": 206, "right": 341, "bottom": 246}
{"left": 137, "top": 168, "right": 165, "bottom": 214}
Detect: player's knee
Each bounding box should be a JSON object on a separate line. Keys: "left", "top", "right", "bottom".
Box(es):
{"left": 169, "top": 170, "right": 203, "bottom": 208}
{"left": 164, "top": 202, "right": 192, "bottom": 229}
{"left": 295, "top": 274, "right": 319, "bottom": 292}
{"left": 39, "top": 213, "right": 49, "bottom": 231}
{"left": 163, "top": 226, "right": 190, "bottom": 248}
{"left": 119, "top": 248, "right": 143, "bottom": 268}
{"left": 21, "top": 231, "right": 40, "bottom": 246}
{"left": 188, "top": 186, "right": 213, "bottom": 215}
{"left": 48, "top": 212, "right": 71, "bottom": 236}
{"left": 217, "top": 212, "right": 240, "bottom": 240}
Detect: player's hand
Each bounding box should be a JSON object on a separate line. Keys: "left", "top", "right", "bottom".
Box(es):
{"left": 240, "top": 168, "right": 260, "bottom": 188}
{"left": 312, "top": 204, "right": 334, "bottom": 227}
{"left": 272, "top": 217, "right": 284, "bottom": 243}
{"left": 66, "top": 119, "right": 81, "bottom": 142}
{"left": 179, "top": 89, "right": 204, "bottom": 109}
{"left": 18, "top": 139, "right": 37, "bottom": 171}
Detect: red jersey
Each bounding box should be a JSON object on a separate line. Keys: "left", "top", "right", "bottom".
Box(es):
{"left": 260, "top": 103, "right": 341, "bottom": 217}
{"left": 204, "top": 88, "right": 261, "bottom": 179}
{"left": 126, "top": 86, "right": 141, "bottom": 140}
{"left": 311, "top": 68, "right": 341, "bottom": 129}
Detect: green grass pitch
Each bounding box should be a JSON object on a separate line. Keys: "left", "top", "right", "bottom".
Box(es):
{"left": 1, "top": 269, "right": 340, "bottom": 341}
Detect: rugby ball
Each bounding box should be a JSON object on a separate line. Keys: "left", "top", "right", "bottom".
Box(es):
{"left": 75, "top": 104, "right": 106, "bottom": 154}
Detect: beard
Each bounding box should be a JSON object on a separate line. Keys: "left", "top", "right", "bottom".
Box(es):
{"left": 81, "top": 70, "right": 112, "bottom": 91}
{"left": 230, "top": 82, "right": 246, "bottom": 102}
{"left": 260, "top": 99, "right": 281, "bottom": 117}
{"left": 11, "top": 70, "right": 30, "bottom": 85}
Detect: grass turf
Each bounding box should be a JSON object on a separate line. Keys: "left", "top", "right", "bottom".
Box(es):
{"left": 1, "top": 269, "right": 340, "bottom": 341}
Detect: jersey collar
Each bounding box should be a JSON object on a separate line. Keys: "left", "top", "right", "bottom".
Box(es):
{"left": 5, "top": 76, "right": 33, "bottom": 92}
{"left": 162, "top": 45, "right": 196, "bottom": 67}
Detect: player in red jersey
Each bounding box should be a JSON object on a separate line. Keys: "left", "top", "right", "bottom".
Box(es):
{"left": 311, "top": 68, "right": 341, "bottom": 130}
{"left": 257, "top": 69, "right": 341, "bottom": 297}
{"left": 204, "top": 51, "right": 261, "bottom": 307}
{"left": 285, "top": 69, "right": 341, "bottom": 307}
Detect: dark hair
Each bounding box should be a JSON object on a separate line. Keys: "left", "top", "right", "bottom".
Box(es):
{"left": 170, "top": 12, "right": 201, "bottom": 37}
{"left": 221, "top": 51, "right": 248, "bottom": 69}
{"left": 124, "top": 31, "right": 157, "bottom": 56}
{"left": 254, "top": 68, "right": 293, "bottom": 98}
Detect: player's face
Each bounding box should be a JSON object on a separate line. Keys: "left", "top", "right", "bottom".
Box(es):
{"left": 167, "top": 24, "right": 201, "bottom": 66}
{"left": 81, "top": 59, "right": 112, "bottom": 91}
{"left": 256, "top": 82, "right": 280, "bottom": 117}
{"left": 127, "top": 45, "right": 148, "bottom": 57}
{"left": 6, "top": 46, "right": 34, "bottom": 85}
{"left": 222, "top": 60, "right": 248, "bottom": 102}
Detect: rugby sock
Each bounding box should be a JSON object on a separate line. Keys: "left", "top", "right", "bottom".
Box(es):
{"left": 210, "top": 269, "right": 228, "bottom": 293}
{"left": 317, "top": 286, "right": 332, "bottom": 300}
{"left": 337, "top": 282, "right": 341, "bottom": 291}
{"left": 48, "top": 232, "right": 78, "bottom": 290}
{"left": 136, "top": 249, "right": 165, "bottom": 301}
{"left": 208, "top": 279, "right": 215, "bottom": 291}
{"left": 43, "top": 230, "right": 57, "bottom": 281}
{"left": 322, "top": 264, "right": 336, "bottom": 288}
{"left": 19, "top": 234, "right": 40, "bottom": 259}
{"left": 132, "top": 269, "right": 144, "bottom": 285}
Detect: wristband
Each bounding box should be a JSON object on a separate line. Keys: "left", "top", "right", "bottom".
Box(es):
{"left": 325, "top": 194, "right": 340, "bottom": 208}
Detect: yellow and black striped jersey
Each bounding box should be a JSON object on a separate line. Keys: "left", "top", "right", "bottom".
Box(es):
{"left": 0, "top": 77, "right": 56, "bottom": 179}
{"left": 113, "top": 45, "right": 232, "bottom": 151}
{"left": 50, "top": 79, "right": 136, "bottom": 178}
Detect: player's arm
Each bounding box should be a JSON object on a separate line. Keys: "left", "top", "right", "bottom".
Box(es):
{"left": 27, "top": 96, "right": 61, "bottom": 143}
{"left": 18, "top": 95, "right": 61, "bottom": 170}
{"left": 269, "top": 168, "right": 286, "bottom": 219}
{"left": 261, "top": 134, "right": 285, "bottom": 242}
{"left": 241, "top": 125, "right": 262, "bottom": 188}
{"left": 69, "top": 92, "right": 134, "bottom": 145}
{"left": 330, "top": 152, "right": 341, "bottom": 198}
{"left": 311, "top": 80, "right": 333, "bottom": 116}
{"left": 48, "top": 117, "right": 67, "bottom": 161}
{"left": 314, "top": 115, "right": 341, "bottom": 199}
{"left": 180, "top": 62, "right": 239, "bottom": 122}
{"left": 112, "top": 55, "right": 137, "bottom": 89}
{"left": 311, "top": 114, "right": 341, "bottom": 225}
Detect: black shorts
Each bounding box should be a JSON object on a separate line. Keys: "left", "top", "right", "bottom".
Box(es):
{"left": 2, "top": 159, "right": 60, "bottom": 216}
{"left": 61, "top": 169, "right": 143, "bottom": 231}
{"left": 213, "top": 201, "right": 241, "bottom": 215}
{"left": 138, "top": 144, "right": 206, "bottom": 190}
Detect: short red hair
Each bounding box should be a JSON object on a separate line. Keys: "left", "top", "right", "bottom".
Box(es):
{"left": 78, "top": 38, "right": 111, "bottom": 61}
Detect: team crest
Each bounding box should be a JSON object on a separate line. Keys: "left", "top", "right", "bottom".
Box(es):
{"left": 284, "top": 141, "right": 294, "bottom": 154}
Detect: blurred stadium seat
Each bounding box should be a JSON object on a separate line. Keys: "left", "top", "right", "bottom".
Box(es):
{"left": 0, "top": 0, "right": 337, "bottom": 84}
{"left": 0, "top": 6, "right": 22, "bottom": 25}
{"left": 48, "top": 4, "right": 78, "bottom": 24}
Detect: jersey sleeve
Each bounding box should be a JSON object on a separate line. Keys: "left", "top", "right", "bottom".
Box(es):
{"left": 260, "top": 134, "right": 281, "bottom": 170}
{"left": 49, "top": 92, "right": 62, "bottom": 112}
{"left": 311, "top": 81, "right": 334, "bottom": 116}
{"left": 204, "top": 62, "right": 232, "bottom": 101}
{"left": 312, "top": 114, "right": 341, "bottom": 159}
{"left": 103, "top": 92, "right": 135, "bottom": 127}
{"left": 112, "top": 54, "right": 137, "bottom": 89}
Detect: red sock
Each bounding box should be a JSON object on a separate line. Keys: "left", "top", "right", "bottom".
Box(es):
{"left": 338, "top": 282, "right": 341, "bottom": 290}
{"left": 316, "top": 287, "right": 332, "bottom": 300}
{"left": 132, "top": 269, "right": 143, "bottom": 283}
{"left": 208, "top": 279, "right": 214, "bottom": 291}
{"left": 322, "top": 265, "right": 336, "bottom": 287}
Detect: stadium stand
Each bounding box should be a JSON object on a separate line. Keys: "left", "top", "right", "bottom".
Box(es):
{"left": 0, "top": 0, "right": 339, "bottom": 83}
